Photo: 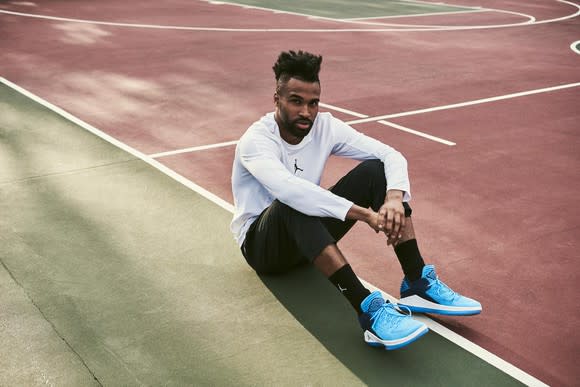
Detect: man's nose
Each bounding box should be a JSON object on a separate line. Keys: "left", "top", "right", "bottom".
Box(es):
{"left": 299, "top": 104, "right": 311, "bottom": 118}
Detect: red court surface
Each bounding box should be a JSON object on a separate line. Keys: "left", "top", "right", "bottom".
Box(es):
{"left": 2, "top": 0, "right": 579, "bottom": 385}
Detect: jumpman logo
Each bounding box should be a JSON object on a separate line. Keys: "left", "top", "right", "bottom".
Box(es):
{"left": 338, "top": 284, "right": 347, "bottom": 293}
{"left": 294, "top": 159, "right": 304, "bottom": 174}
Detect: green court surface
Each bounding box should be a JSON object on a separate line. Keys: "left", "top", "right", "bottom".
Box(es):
{"left": 223, "top": 0, "right": 474, "bottom": 19}
{"left": 0, "top": 83, "right": 523, "bottom": 385}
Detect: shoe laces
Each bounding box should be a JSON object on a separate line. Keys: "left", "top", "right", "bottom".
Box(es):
{"left": 430, "top": 277, "right": 459, "bottom": 301}
{"left": 371, "top": 301, "right": 410, "bottom": 328}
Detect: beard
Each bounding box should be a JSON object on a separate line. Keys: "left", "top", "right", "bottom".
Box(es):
{"left": 278, "top": 109, "right": 314, "bottom": 139}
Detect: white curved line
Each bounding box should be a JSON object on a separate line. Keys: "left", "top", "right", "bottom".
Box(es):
{"left": 571, "top": 40, "right": 580, "bottom": 54}
{"left": 486, "top": 8, "right": 536, "bottom": 23}
{"left": 0, "top": 0, "right": 577, "bottom": 33}
{"left": 353, "top": 8, "right": 535, "bottom": 29}
{"left": 533, "top": 0, "right": 580, "bottom": 25}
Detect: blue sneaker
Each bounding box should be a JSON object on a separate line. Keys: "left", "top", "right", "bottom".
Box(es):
{"left": 358, "top": 291, "right": 428, "bottom": 350}
{"left": 399, "top": 265, "right": 482, "bottom": 316}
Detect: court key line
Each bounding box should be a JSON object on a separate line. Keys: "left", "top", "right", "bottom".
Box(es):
{"left": 0, "top": 76, "right": 548, "bottom": 387}
{"left": 320, "top": 102, "right": 457, "bottom": 146}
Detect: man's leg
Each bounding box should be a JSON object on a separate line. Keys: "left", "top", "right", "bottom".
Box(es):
{"left": 321, "top": 159, "right": 425, "bottom": 281}
{"left": 242, "top": 197, "right": 428, "bottom": 350}
{"left": 242, "top": 200, "right": 371, "bottom": 314}
{"left": 313, "top": 244, "right": 371, "bottom": 314}
{"left": 242, "top": 200, "right": 334, "bottom": 275}
{"left": 323, "top": 159, "right": 481, "bottom": 315}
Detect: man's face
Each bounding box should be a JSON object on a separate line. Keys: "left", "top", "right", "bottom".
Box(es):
{"left": 274, "top": 77, "right": 321, "bottom": 145}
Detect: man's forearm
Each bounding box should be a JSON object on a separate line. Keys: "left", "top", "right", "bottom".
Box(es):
{"left": 346, "top": 204, "right": 374, "bottom": 224}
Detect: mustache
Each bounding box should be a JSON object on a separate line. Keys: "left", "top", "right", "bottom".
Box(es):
{"left": 294, "top": 118, "right": 313, "bottom": 125}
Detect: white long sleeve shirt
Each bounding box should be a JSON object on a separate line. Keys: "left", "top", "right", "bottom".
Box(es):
{"left": 230, "top": 112, "right": 411, "bottom": 246}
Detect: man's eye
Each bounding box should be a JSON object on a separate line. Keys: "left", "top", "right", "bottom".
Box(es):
{"left": 290, "top": 99, "right": 301, "bottom": 105}
{"left": 309, "top": 101, "right": 319, "bottom": 107}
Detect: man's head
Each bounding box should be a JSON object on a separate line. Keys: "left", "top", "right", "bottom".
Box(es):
{"left": 272, "top": 50, "right": 323, "bottom": 145}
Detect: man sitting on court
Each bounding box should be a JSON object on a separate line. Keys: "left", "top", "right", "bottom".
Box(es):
{"left": 231, "top": 50, "right": 481, "bottom": 350}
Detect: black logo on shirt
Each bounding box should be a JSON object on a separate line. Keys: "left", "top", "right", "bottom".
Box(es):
{"left": 294, "top": 159, "right": 304, "bottom": 174}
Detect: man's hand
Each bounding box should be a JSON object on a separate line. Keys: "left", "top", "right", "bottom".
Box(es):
{"left": 377, "top": 190, "right": 406, "bottom": 245}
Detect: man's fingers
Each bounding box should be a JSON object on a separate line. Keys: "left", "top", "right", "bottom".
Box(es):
{"left": 378, "top": 207, "right": 387, "bottom": 230}
{"left": 390, "top": 214, "right": 401, "bottom": 240}
{"left": 385, "top": 209, "right": 394, "bottom": 234}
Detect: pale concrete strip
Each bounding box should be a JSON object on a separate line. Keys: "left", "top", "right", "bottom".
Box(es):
{"left": 0, "top": 260, "right": 100, "bottom": 386}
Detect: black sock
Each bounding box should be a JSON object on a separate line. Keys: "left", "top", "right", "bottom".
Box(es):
{"left": 394, "top": 239, "right": 425, "bottom": 282}
{"left": 328, "top": 264, "right": 371, "bottom": 314}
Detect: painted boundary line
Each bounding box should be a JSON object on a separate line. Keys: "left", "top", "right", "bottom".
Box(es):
{"left": 149, "top": 140, "right": 239, "bottom": 159}
{"left": 320, "top": 102, "right": 456, "bottom": 146}
{"left": 0, "top": 76, "right": 549, "bottom": 387}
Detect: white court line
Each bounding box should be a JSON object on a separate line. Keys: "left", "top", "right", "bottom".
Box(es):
{"left": 148, "top": 102, "right": 454, "bottom": 159}
{"left": 150, "top": 140, "right": 239, "bottom": 158}
{"left": 378, "top": 120, "right": 456, "bottom": 146}
{"left": 0, "top": 0, "right": 578, "bottom": 32}
{"left": 343, "top": 8, "right": 535, "bottom": 30}
{"left": 0, "top": 76, "right": 549, "bottom": 387}
{"left": 571, "top": 40, "right": 580, "bottom": 54}
{"left": 346, "top": 82, "right": 580, "bottom": 125}
{"left": 319, "top": 102, "right": 368, "bottom": 118}
{"left": 319, "top": 102, "right": 456, "bottom": 146}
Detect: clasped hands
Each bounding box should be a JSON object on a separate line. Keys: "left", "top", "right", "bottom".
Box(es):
{"left": 367, "top": 190, "right": 406, "bottom": 246}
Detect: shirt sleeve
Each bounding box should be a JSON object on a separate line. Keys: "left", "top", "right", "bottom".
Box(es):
{"left": 238, "top": 130, "right": 354, "bottom": 220}
{"left": 330, "top": 117, "right": 411, "bottom": 201}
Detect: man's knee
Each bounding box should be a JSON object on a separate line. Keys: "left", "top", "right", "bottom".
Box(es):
{"left": 359, "top": 159, "right": 386, "bottom": 183}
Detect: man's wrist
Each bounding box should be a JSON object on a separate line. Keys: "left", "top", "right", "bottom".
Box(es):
{"left": 386, "top": 189, "right": 404, "bottom": 201}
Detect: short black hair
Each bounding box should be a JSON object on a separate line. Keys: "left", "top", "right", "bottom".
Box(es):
{"left": 273, "top": 50, "right": 322, "bottom": 92}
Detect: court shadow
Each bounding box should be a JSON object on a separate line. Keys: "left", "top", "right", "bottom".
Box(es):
{"left": 258, "top": 265, "right": 522, "bottom": 387}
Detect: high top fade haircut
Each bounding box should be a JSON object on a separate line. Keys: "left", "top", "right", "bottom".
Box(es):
{"left": 273, "top": 50, "right": 323, "bottom": 94}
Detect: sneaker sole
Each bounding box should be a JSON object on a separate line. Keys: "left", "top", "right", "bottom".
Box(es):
{"left": 364, "top": 325, "right": 428, "bottom": 350}
{"left": 399, "top": 295, "right": 482, "bottom": 316}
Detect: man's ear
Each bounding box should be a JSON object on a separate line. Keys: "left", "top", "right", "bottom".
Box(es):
{"left": 273, "top": 92, "right": 280, "bottom": 106}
